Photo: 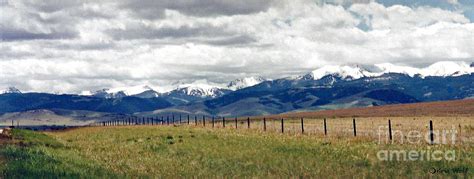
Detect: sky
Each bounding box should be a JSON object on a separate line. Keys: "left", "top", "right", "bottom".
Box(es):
{"left": 1, "top": 0, "right": 473, "bottom": 93}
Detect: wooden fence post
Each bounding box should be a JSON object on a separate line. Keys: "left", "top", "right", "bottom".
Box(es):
{"left": 247, "top": 117, "right": 250, "bottom": 129}
{"left": 281, "top": 118, "right": 284, "bottom": 133}
{"left": 263, "top": 118, "right": 266, "bottom": 131}
{"left": 212, "top": 116, "right": 215, "bottom": 128}
{"left": 172, "top": 115, "right": 175, "bottom": 124}
{"left": 235, "top": 117, "right": 238, "bottom": 129}
{"left": 179, "top": 115, "right": 182, "bottom": 124}
{"left": 429, "top": 120, "right": 434, "bottom": 145}
{"left": 222, "top": 117, "right": 225, "bottom": 128}
{"left": 388, "top": 119, "right": 392, "bottom": 141}
{"left": 203, "top": 116, "right": 206, "bottom": 127}
{"left": 194, "top": 116, "right": 197, "bottom": 125}
{"left": 187, "top": 115, "right": 190, "bottom": 125}
{"left": 353, "top": 118, "right": 357, "bottom": 137}
{"left": 167, "top": 116, "right": 170, "bottom": 125}
{"left": 324, "top": 118, "right": 327, "bottom": 135}
{"left": 301, "top": 118, "right": 304, "bottom": 134}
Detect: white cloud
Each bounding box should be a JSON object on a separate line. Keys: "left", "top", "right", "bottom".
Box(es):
{"left": 0, "top": 0, "right": 473, "bottom": 93}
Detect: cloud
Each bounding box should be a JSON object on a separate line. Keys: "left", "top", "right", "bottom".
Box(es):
{"left": 0, "top": 0, "right": 473, "bottom": 93}
{"left": 106, "top": 23, "right": 232, "bottom": 40}
{"left": 120, "top": 0, "right": 274, "bottom": 19}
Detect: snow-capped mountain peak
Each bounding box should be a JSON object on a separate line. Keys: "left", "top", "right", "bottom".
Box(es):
{"left": 227, "top": 76, "right": 267, "bottom": 90}
{"left": 375, "top": 61, "right": 473, "bottom": 77}
{"left": 175, "top": 83, "right": 228, "bottom": 98}
{"left": 1, "top": 87, "right": 21, "bottom": 94}
{"left": 374, "top": 63, "right": 420, "bottom": 77}
{"left": 106, "top": 85, "right": 154, "bottom": 96}
{"left": 422, "top": 61, "right": 473, "bottom": 77}
{"left": 81, "top": 85, "right": 158, "bottom": 98}
{"left": 303, "top": 65, "right": 374, "bottom": 80}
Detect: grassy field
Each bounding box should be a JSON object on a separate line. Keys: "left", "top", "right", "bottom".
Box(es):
{"left": 1, "top": 124, "right": 472, "bottom": 178}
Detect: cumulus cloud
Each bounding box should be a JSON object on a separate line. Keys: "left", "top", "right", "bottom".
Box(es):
{"left": 0, "top": 0, "right": 473, "bottom": 93}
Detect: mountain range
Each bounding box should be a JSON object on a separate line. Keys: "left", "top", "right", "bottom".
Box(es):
{"left": 1, "top": 61, "right": 473, "bottom": 117}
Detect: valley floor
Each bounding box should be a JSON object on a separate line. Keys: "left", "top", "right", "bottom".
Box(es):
{"left": 0, "top": 125, "right": 473, "bottom": 177}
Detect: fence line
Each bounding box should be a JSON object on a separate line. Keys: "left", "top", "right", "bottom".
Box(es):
{"left": 89, "top": 114, "right": 448, "bottom": 144}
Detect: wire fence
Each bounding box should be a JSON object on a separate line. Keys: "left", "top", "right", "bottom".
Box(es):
{"left": 90, "top": 115, "right": 474, "bottom": 145}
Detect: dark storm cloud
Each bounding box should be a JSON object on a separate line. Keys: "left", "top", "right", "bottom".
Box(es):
{"left": 0, "top": 28, "right": 77, "bottom": 41}
{"left": 204, "top": 35, "right": 257, "bottom": 46}
{"left": 121, "top": 0, "right": 274, "bottom": 19}
{"left": 107, "top": 24, "right": 233, "bottom": 40}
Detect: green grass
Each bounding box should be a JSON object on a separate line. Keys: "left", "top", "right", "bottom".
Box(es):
{"left": 1, "top": 126, "right": 473, "bottom": 177}
{"left": 0, "top": 129, "right": 122, "bottom": 178}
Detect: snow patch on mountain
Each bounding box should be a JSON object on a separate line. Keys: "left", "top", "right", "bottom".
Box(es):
{"left": 227, "top": 76, "right": 267, "bottom": 90}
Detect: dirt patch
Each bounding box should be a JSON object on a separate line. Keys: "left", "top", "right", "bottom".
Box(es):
{"left": 0, "top": 128, "right": 14, "bottom": 145}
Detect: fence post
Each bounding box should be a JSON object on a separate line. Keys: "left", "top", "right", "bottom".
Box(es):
{"left": 235, "top": 117, "right": 238, "bottom": 129}
{"left": 187, "top": 115, "right": 190, "bottom": 125}
{"left": 179, "top": 115, "right": 182, "bottom": 124}
{"left": 263, "top": 118, "right": 266, "bottom": 131}
{"left": 212, "top": 116, "right": 215, "bottom": 128}
{"left": 167, "top": 116, "right": 170, "bottom": 125}
{"left": 222, "top": 117, "right": 225, "bottom": 128}
{"left": 247, "top": 117, "right": 250, "bottom": 129}
{"left": 281, "top": 118, "right": 284, "bottom": 133}
{"left": 353, "top": 118, "right": 357, "bottom": 137}
{"left": 429, "top": 120, "right": 434, "bottom": 145}
{"left": 195, "top": 116, "right": 197, "bottom": 125}
{"left": 301, "top": 118, "right": 304, "bottom": 134}
{"left": 203, "top": 116, "right": 206, "bottom": 127}
{"left": 388, "top": 119, "right": 392, "bottom": 141}
{"left": 161, "top": 116, "right": 164, "bottom": 125}
{"left": 324, "top": 118, "right": 327, "bottom": 135}
{"left": 103, "top": 122, "right": 105, "bottom": 126}
{"left": 172, "top": 115, "right": 175, "bottom": 124}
